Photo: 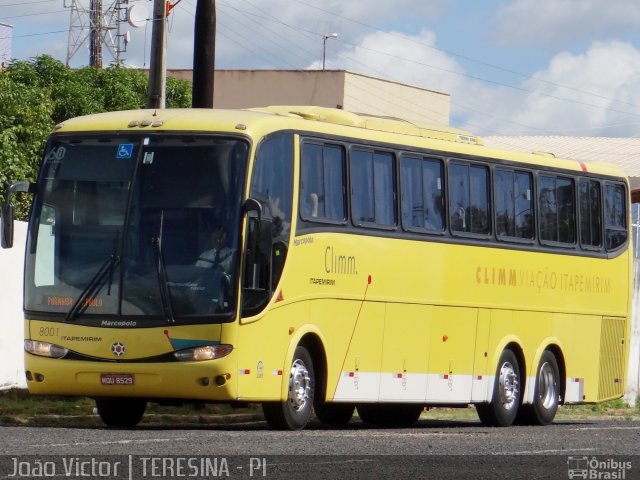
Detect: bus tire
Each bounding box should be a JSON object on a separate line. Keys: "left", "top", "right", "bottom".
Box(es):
{"left": 262, "top": 345, "right": 315, "bottom": 430}
{"left": 95, "top": 398, "right": 146, "bottom": 427}
{"left": 314, "top": 402, "right": 355, "bottom": 426}
{"left": 356, "top": 404, "right": 423, "bottom": 427}
{"left": 517, "top": 350, "right": 560, "bottom": 425}
{"left": 476, "top": 349, "right": 521, "bottom": 427}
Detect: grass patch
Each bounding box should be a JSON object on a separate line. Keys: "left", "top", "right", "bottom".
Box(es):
{"left": 0, "top": 388, "right": 95, "bottom": 416}
{"left": 1, "top": 389, "right": 638, "bottom": 427}
{"left": 557, "top": 398, "right": 640, "bottom": 420}
{"left": 0, "top": 389, "right": 261, "bottom": 427}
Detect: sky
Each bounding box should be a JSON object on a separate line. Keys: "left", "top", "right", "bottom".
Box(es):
{"left": 3, "top": 0, "right": 640, "bottom": 138}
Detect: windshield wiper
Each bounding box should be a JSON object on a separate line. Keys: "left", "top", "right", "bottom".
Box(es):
{"left": 66, "top": 254, "right": 120, "bottom": 322}
{"left": 152, "top": 236, "right": 175, "bottom": 323}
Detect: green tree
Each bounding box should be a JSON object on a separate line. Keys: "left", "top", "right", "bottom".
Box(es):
{"left": 0, "top": 55, "right": 192, "bottom": 218}
{"left": 0, "top": 64, "right": 54, "bottom": 218}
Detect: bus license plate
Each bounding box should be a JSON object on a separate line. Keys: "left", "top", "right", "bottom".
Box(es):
{"left": 100, "top": 373, "right": 135, "bottom": 386}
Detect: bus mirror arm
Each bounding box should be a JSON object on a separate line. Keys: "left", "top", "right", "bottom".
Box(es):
{"left": 255, "top": 218, "right": 273, "bottom": 265}
{"left": 1, "top": 182, "right": 36, "bottom": 249}
{"left": 243, "top": 198, "right": 262, "bottom": 220}
{"left": 243, "top": 198, "right": 273, "bottom": 266}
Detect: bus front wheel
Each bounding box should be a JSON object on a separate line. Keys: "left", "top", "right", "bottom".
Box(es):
{"left": 517, "top": 350, "right": 560, "bottom": 425}
{"left": 95, "top": 398, "right": 146, "bottom": 427}
{"left": 476, "top": 349, "right": 521, "bottom": 427}
{"left": 262, "top": 345, "right": 315, "bottom": 430}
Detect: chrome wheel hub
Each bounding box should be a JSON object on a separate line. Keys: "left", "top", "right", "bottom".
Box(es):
{"left": 498, "top": 361, "right": 519, "bottom": 410}
{"left": 538, "top": 362, "right": 557, "bottom": 410}
{"left": 288, "top": 359, "right": 311, "bottom": 411}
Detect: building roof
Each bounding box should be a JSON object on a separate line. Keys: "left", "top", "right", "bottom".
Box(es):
{"left": 484, "top": 136, "right": 640, "bottom": 178}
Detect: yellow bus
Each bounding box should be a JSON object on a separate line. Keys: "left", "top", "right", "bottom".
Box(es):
{"left": 1, "top": 106, "right": 631, "bottom": 430}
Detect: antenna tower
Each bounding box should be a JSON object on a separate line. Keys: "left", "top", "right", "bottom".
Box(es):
{"left": 64, "top": 0, "right": 131, "bottom": 67}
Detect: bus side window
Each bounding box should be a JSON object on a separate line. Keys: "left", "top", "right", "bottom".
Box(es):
{"left": 401, "top": 155, "right": 444, "bottom": 232}
{"left": 494, "top": 168, "right": 533, "bottom": 241}
{"left": 350, "top": 148, "right": 396, "bottom": 227}
{"left": 604, "top": 182, "right": 627, "bottom": 251}
{"left": 515, "top": 172, "right": 534, "bottom": 239}
{"left": 538, "top": 175, "right": 575, "bottom": 245}
{"left": 579, "top": 179, "right": 602, "bottom": 249}
{"left": 300, "top": 142, "right": 346, "bottom": 221}
{"left": 449, "top": 161, "right": 490, "bottom": 235}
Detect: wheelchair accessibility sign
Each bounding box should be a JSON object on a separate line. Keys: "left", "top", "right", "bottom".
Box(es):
{"left": 116, "top": 144, "right": 134, "bottom": 159}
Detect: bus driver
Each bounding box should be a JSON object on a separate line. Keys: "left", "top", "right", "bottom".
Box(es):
{"left": 196, "top": 226, "right": 233, "bottom": 273}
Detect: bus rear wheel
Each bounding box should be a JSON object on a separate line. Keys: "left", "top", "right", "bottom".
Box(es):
{"left": 262, "top": 345, "right": 315, "bottom": 430}
{"left": 517, "top": 350, "right": 560, "bottom": 425}
{"left": 314, "top": 402, "right": 355, "bottom": 426}
{"left": 476, "top": 349, "right": 521, "bottom": 427}
{"left": 357, "top": 404, "right": 423, "bottom": 427}
{"left": 95, "top": 398, "right": 146, "bottom": 427}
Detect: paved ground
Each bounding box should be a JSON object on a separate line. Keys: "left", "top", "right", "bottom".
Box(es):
{"left": 2, "top": 417, "right": 640, "bottom": 479}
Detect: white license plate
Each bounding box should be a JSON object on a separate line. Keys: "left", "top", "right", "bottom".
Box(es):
{"left": 100, "top": 373, "right": 135, "bottom": 386}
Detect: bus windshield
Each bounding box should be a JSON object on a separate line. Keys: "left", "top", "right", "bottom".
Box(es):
{"left": 25, "top": 135, "right": 249, "bottom": 325}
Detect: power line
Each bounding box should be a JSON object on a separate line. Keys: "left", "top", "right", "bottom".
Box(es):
{"left": 179, "top": 0, "right": 301, "bottom": 68}
{"left": 207, "top": 1, "right": 640, "bottom": 124}
{"left": 0, "top": 0, "right": 59, "bottom": 7}
{"left": 216, "top": 0, "right": 320, "bottom": 64}
{"left": 291, "top": 0, "right": 640, "bottom": 112}
{"left": 0, "top": 9, "right": 66, "bottom": 21}
{"left": 331, "top": 37, "right": 640, "bottom": 120}
{"left": 0, "top": 29, "right": 67, "bottom": 41}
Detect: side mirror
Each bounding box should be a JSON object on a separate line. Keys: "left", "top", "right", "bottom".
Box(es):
{"left": 1, "top": 203, "right": 14, "bottom": 249}
{"left": 1, "top": 181, "right": 36, "bottom": 249}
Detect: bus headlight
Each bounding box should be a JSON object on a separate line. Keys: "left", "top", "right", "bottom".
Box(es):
{"left": 25, "top": 340, "right": 69, "bottom": 358}
{"left": 174, "top": 344, "right": 233, "bottom": 362}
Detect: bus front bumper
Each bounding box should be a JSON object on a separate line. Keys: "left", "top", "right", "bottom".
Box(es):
{"left": 24, "top": 354, "right": 238, "bottom": 402}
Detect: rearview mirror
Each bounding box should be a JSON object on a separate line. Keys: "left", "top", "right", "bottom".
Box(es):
{"left": 1, "top": 203, "right": 14, "bottom": 249}
{"left": 1, "top": 181, "right": 36, "bottom": 249}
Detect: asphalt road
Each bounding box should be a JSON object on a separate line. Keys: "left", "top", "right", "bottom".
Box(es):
{"left": 1, "top": 418, "right": 640, "bottom": 479}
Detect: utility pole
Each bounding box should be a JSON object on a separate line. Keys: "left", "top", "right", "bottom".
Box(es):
{"left": 147, "top": 0, "right": 167, "bottom": 109}
{"left": 89, "top": 0, "right": 103, "bottom": 67}
{"left": 192, "top": 0, "right": 216, "bottom": 108}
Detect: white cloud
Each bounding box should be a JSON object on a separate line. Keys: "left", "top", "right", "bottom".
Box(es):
{"left": 6, "top": 0, "right": 640, "bottom": 137}
{"left": 492, "top": 0, "right": 640, "bottom": 45}
{"left": 156, "top": 0, "right": 452, "bottom": 70}
{"left": 458, "top": 41, "right": 640, "bottom": 136}
{"left": 330, "top": 28, "right": 464, "bottom": 92}
{"left": 310, "top": 0, "right": 451, "bottom": 24}
{"left": 317, "top": 28, "right": 640, "bottom": 137}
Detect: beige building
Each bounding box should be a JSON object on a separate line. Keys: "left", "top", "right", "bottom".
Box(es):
{"left": 168, "top": 69, "right": 450, "bottom": 126}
